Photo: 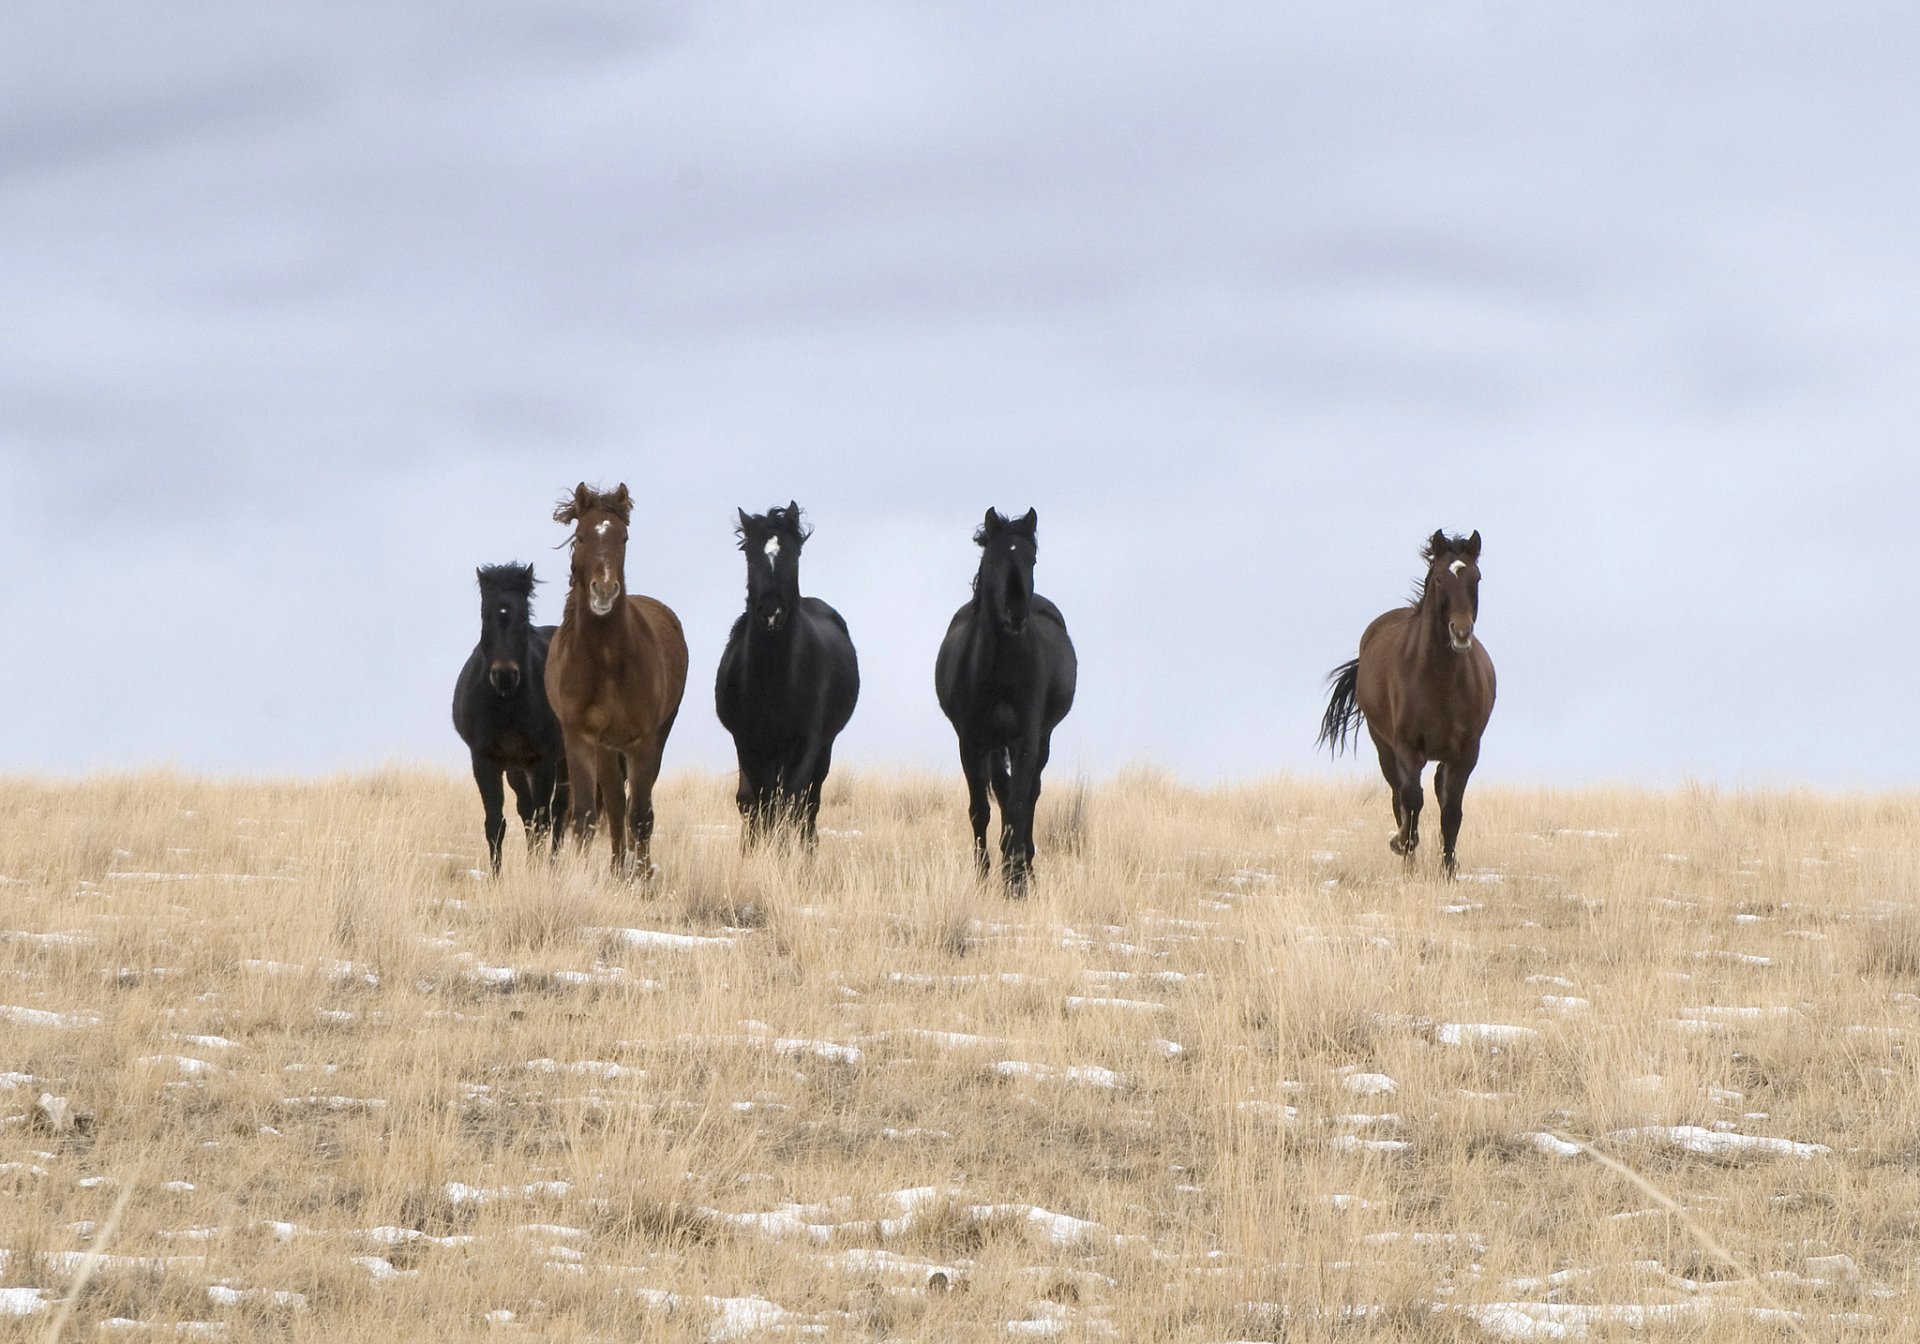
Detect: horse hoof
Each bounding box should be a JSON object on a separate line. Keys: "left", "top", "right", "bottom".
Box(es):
{"left": 1387, "top": 835, "right": 1408, "bottom": 856}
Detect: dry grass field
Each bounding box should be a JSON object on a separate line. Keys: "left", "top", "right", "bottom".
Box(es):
{"left": 1, "top": 768, "right": 1918, "bottom": 1341}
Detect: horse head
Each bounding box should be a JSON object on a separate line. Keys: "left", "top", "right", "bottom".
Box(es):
{"left": 555, "top": 482, "right": 633, "bottom": 618}
{"left": 475, "top": 563, "right": 538, "bottom": 694}
{"left": 1422, "top": 529, "right": 1483, "bottom": 652}
{"left": 735, "top": 500, "right": 809, "bottom": 633}
{"left": 974, "top": 507, "right": 1039, "bottom": 636}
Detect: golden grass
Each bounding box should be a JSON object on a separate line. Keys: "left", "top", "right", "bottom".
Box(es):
{"left": 0, "top": 768, "right": 1915, "bottom": 1340}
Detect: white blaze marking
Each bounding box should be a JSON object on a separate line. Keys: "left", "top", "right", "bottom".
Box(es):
{"left": 594, "top": 520, "right": 611, "bottom": 536}
{"left": 1448, "top": 559, "right": 1467, "bottom": 576}
{"left": 764, "top": 536, "right": 780, "bottom": 567}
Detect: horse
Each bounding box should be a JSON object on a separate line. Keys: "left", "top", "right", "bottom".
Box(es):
{"left": 714, "top": 502, "right": 860, "bottom": 847}
{"left": 1318, "top": 529, "right": 1497, "bottom": 878}
{"left": 935, "top": 507, "right": 1077, "bottom": 894}
{"left": 451, "top": 563, "right": 570, "bottom": 873}
{"left": 544, "top": 483, "right": 690, "bottom": 877}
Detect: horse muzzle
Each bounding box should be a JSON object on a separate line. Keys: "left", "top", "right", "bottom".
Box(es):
{"left": 760, "top": 606, "right": 787, "bottom": 632}
{"left": 587, "top": 582, "right": 621, "bottom": 616}
{"left": 1448, "top": 620, "right": 1475, "bottom": 652}
{"left": 487, "top": 663, "right": 522, "bottom": 694}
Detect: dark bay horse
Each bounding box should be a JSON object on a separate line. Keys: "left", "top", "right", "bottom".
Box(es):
{"left": 451, "top": 563, "right": 569, "bottom": 873}
{"left": 1319, "top": 530, "right": 1496, "bottom": 877}
{"left": 544, "top": 483, "right": 690, "bottom": 877}
{"left": 714, "top": 503, "right": 860, "bottom": 847}
{"left": 935, "top": 508, "right": 1077, "bottom": 894}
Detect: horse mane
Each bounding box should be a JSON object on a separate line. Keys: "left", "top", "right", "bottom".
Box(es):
{"left": 735, "top": 502, "right": 812, "bottom": 550}
{"left": 553, "top": 483, "right": 632, "bottom": 526}
{"left": 476, "top": 562, "right": 536, "bottom": 596}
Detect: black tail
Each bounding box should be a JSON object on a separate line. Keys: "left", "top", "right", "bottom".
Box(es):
{"left": 1317, "top": 658, "right": 1364, "bottom": 755}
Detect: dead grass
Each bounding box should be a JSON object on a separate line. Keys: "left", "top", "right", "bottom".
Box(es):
{"left": 0, "top": 769, "right": 1915, "bottom": 1340}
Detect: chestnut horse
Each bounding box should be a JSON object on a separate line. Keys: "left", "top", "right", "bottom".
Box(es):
{"left": 1318, "top": 530, "right": 1496, "bottom": 877}
{"left": 545, "top": 483, "right": 689, "bottom": 876}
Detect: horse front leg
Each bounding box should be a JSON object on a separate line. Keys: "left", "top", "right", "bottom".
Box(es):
{"left": 625, "top": 735, "right": 668, "bottom": 881}
{"left": 594, "top": 745, "right": 631, "bottom": 874}
{"left": 507, "top": 768, "right": 539, "bottom": 856}
{"left": 959, "top": 738, "right": 993, "bottom": 880}
{"left": 734, "top": 745, "right": 769, "bottom": 849}
{"left": 1435, "top": 753, "right": 1476, "bottom": 880}
{"left": 472, "top": 755, "right": 507, "bottom": 875}
{"left": 563, "top": 737, "right": 600, "bottom": 852}
{"left": 540, "top": 757, "right": 568, "bottom": 858}
{"left": 787, "top": 736, "right": 834, "bottom": 851}
{"left": 1002, "top": 732, "right": 1049, "bottom": 896}
{"left": 1391, "top": 754, "right": 1426, "bottom": 865}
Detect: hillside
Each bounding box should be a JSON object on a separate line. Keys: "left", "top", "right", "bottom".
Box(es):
{"left": 0, "top": 770, "right": 1911, "bottom": 1340}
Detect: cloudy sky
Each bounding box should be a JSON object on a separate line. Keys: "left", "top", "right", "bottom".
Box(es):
{"left": 3, "top": 2, "right": 1916, "bottom": 787}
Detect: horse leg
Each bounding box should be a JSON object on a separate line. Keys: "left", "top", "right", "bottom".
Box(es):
{"left": 625, "top": 735, "right": 668, "bottom": 879}
{"left": 960, "top": 738, "right": 993, "bottom": 880}
{"left": 1002, "top": 734, "right": 1048, "bottom": 896}
{"left": 1436, "top": 754, "right": 1477, "bottom": 879}
{"left": 987, "top": 746, "right": 1018, "bottom": 889}
{"left": 800, "top": 742, "right": 832, "bottom": 850}
{"left": 734, "top": 746, "right": 766, "bottom": 848}
{"left": 1392, "top": 755, "right": 1427, "bottom": 865}
{"left": 1370, "top": 733, "right": 1409, "bottom": 854}
{"left": 545, "top": 760, "right": 564, "bottom": 856}
{"left": 472, "top": 755, "right": 507, "bottom": 875}
{"left": 564, "top": 739, "right": 599, "bottom": 850}
{"left": 507, "top": 768, "right": 538, "bottom": 854}
{"left": 594, "top": 745, "right": 631, "bottom": 873}
{"left": 526, "top": 760, "right": 556, "bottom": 856}
{"left": 788, "top": 736, "right": 833, "bottom": 851}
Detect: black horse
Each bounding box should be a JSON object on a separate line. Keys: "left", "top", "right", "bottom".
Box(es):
{"left": 714, "top": 503, "right": 860, "bottom": 846}
{"left": 451, "top": 563, "right": 569, "bottom": 873}
{"left": 935, "top": 508, "right": 1077, "bottom": 893}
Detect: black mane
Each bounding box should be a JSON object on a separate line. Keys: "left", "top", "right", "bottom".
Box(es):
{"left": 477, "top": 562, "right": 537, "bottom": 596}
{"left": 735, "top": 503, "right": 812, "bottom": 550}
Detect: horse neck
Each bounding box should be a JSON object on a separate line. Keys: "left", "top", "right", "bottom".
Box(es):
{"left": 564, "top": 583, "right": 646, "bottom": 657}
{"left": 1406, "top": 588, "right": 1463, "bottom": 682}
{"left": 742, "top": 608, "right": 798, "bottom": 671}
{"left": 966, "top": 591, "right": 1019, "bottom": 665}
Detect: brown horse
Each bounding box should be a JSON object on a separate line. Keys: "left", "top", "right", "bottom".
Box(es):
{"left": 544, "top": 483, "right": 690, "bottom": 876}
{"left": 1319, "top": 530, "right": 1496, "bottom": 878}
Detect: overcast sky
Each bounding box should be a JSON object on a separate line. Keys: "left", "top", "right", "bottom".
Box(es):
{"left": 2, "top": 2, "right": 1916, "bottom": 787}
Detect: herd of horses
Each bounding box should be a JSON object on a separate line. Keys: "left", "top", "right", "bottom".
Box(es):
{"left": 454, "top": 485, "right": 1494, "bottom": 891}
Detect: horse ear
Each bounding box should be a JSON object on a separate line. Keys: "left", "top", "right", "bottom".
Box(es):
{"left": 981, "top": 507, "right": 1003, "bottom": 538}
{"left": 610, "top": 483, "right": 633, "bottom": 519}
{"left": 1428, "top": 529, "right": 1449, "bottom": 559}
{"left": 553, "top": 483, "right": 588, "bottom": 524}
{"left": 736, "top": 507, "right": 753, "bottom": 532}
{"left": 787, "top": 499, "right": 799, "bottom": 518}
{"left": 1013, "top": 508, "right": 1038, "bottom": 536}
{"left": 1465, "top": 530, "right": 1482, "bottom": 559}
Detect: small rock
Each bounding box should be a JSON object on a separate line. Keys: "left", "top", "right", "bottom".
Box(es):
{"left": 32, "top": 1093, "right": 92, "bottom": 1137}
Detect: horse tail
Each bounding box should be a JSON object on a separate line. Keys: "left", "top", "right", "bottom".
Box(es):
{"left": 1317, "top": 658, "right": 1364, "bottom": 755}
